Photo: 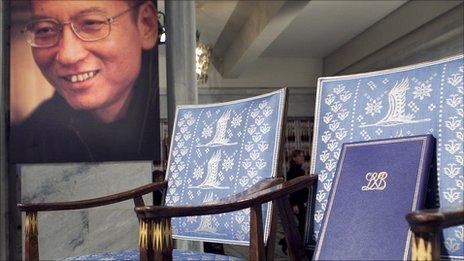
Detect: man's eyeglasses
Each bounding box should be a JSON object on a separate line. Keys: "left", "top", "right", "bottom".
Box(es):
{"left": 23, "top": 3, "right": 142, "bottom": 48}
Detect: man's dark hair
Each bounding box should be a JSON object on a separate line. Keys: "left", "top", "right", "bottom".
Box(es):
{"left": 126, "top": 0, "right": 148, "bottom": 21}
{"left": 289, "top": 149, "right": 304, "bottom": 167}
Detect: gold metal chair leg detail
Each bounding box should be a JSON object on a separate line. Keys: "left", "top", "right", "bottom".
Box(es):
{"left": 411, "top": 231, "right": 439, "bottom": 261}
{"left": 25, "top": 211, "right": 39, "bottom": 261}
{"left": 152, "top": 218, "right": 173, "bottom": 261}
{"left": 139, "top": 218, "right": 153, "bottom": 261}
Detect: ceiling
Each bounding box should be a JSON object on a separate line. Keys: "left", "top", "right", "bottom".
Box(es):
{"left": 193, "top": 0, "right": 417, "bottom": 77}
{"left": 196, "top": 0, "right": 407, "bottom": 60}
{"left": 262, "top": 1, "right": 407, "bottom": 58}
{"left": 195, "top": 1, "right": 238, "bottom": 45}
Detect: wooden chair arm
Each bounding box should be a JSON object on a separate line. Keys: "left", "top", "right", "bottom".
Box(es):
{"left": 406, "top": 208, "right": 463, "bottom": 260}
{"left": 18, "top": 181, "right": 168, "bottom": 212}
{"left": 136, "top": 175, "right": 316, "bottom": 261}
{"left": 406, "top": 207, "right": 464, "bottom": 233}
{"left": 135, "top": 175, "right": 317, "bottom": 218}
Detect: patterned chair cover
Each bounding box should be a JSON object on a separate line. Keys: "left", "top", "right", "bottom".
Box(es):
{"left": 165, "top": 88, "right": 286, "bottom": 245}
{"left": 310, "top": 55, "right": 463, "bottom": 259}
{"left": 64, "top": 89, "right": 287, "bottom": 260}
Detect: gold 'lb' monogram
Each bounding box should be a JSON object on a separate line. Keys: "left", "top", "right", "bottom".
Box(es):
{"left": 361, "top": 171, "right": 388, "bottom": 191}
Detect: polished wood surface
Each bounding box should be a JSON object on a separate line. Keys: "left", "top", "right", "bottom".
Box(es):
{"left": 406, "top": 208, "right": 464, "bottom": 260}
{"left": 136, "top": 175, "right": 317, "bottom": 218}
{"left": 250, "top": 205, "right": 265, "bottom": 261}
{"left": 406, "top": 207, "right": 464, "bottom": 233}
{"left": 276, "top": 196, "right": 306, "bottom": 260}
{"left": 18, "top": 181, "right": 167, "bottom": 212}
{"left": 266, "top": 208, "right": 278, "bottom": 261}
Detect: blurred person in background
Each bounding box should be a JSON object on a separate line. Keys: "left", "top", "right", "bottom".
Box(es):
{"left": 279, "top": 149, "right": 309, "bottom": 255}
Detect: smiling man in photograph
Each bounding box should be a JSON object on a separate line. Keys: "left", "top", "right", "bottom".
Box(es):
{"left": 10, "top": 0, "right": 159, "bottom": 163}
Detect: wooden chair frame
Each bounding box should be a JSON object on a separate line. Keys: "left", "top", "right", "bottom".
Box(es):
{"left": 18, "top": 174, "right": 167, "bottom": 261}
{"left": 18, "top": 174, "right": 317, "bottom": 261}
{"left": 135, "top": 175, "right": 317, "bottom": 261}
{"left": 406, "top": 208, "right": 464, "bottom": 261}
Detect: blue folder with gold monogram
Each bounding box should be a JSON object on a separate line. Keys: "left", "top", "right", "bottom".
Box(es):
{"left": 314, "top": 135, "right": 435, "bottom": 260}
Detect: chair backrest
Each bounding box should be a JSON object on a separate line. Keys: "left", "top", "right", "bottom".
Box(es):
{"left": 310, "top": 55, "right": 463, "bottom": 258}
{"left": 164, "top": 89, "right": 287, "bottom": 245}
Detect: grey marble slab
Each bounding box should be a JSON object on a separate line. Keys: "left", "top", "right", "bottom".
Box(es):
{"left": 20, "top": 161, "right": 152, "bottom": 260}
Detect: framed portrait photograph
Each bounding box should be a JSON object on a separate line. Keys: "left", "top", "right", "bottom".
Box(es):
{"left": 8, "top": 0, "right": 160, "bottom": 163}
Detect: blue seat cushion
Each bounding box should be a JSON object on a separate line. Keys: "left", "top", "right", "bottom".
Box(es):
{"left": 64, "top": 249, "right": 244, "bottom": 260}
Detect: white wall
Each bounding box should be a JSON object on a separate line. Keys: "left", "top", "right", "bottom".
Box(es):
{"left": 204, "top": 57, "right": 322, "bottom": 88}
{"left": 158, "top": 49, "right": 321, "bottom": 119}
{"left": 159, "top": 45, "right": 322, "bottom": 90}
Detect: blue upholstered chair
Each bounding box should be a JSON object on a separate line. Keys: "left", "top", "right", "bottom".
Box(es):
{"left": 18, "top": 89, "right": 318, "bottom": 260}
{"left": 135, "top": 88, "right": 289, "bottom": 261}
{"left": 296, "top": 55, "right": 463, "bottom": 260}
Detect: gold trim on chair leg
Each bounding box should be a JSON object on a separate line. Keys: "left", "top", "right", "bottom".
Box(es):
{"left": 152, "top": 218, "right": 173, "bottom": 261}
{"left": 139, "top": 219, "right": 149, "bottom": 250}
{"left": 25, "top": 212, "right": 39, "bottom": 261}
{"left": 25, "top": 212, "right": 38, "bottom": 236}
{"left": 139, "top": 218, "right": 153, "bottom": 261}
{"left": 411, "top": 231, "right": 439, "bottom": 261}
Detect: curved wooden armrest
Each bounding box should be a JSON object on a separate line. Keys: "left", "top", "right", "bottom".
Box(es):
{"left": 406, "top": 207, "right": 464, "bottom": 233}
{"left": 135, "top": 175, "right": 317, "bottom": 218}
{"left": 18, "top": 181, "right": 168, "bottom": 212}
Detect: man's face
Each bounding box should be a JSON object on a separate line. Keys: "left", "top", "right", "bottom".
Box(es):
{"left": 294, "top": 153, "right": 305, "bottom": 165}
{"left": 30, "top": 1, "right": 150, "bottom": 114}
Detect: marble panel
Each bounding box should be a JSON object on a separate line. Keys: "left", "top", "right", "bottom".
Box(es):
{"left": 20, "top": 161, "right": 152, "bottom": 260}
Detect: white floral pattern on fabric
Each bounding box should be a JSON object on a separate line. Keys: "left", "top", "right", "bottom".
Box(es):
{"left": 413, "top": 83, "right": 433, "bottom": 100}
{"left": 165, "top": 89, "right": 285, "bottom": 245}
{"left": 365, "top": 100, "right": 383, "bottom": 116}
{"left": 311, "top": 55, "right": 464, "bottom": 258}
